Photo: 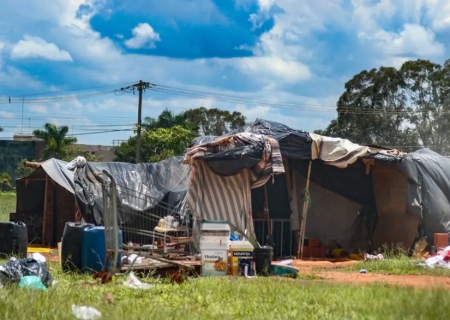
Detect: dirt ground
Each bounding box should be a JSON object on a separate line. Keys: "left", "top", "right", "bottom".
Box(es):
{"left": 291, "top": 259, "right": 450, "bottom": 289}
{"left": 41, "top": 253, "right": 450, "bottom": 289}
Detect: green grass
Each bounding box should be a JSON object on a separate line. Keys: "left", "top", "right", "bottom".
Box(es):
{"left": 0, "top": 261, "right": 449, "bottom": 320}
{"left": 0, "top": 192, "right": 16, "bottom": 222}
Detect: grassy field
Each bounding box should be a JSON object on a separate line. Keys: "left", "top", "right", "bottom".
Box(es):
{"left": 0, "top": 192, "right": 16, "bottom": 222}
{"left": 1, "top": 193, "right": 450, "bottom": 319}
{"left": 0, "top": 261, "right": 449, "bottom": 320}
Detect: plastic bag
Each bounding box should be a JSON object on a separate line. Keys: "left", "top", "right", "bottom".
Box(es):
{"left": 72, "top": 305, "right": 102, "bottom": 320}
{"left": 0, "top": 257, "right": 53, "bottom": 287}
{"left": 123, "top": 272, "right": 154, "bottom": 290}
{"left": 19, "top": 275, "right": 46, "bottom": 291}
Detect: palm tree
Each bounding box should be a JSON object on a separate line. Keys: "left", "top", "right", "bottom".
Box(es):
{"left": 33, "top": 123, "right": 78, "bottom": 160}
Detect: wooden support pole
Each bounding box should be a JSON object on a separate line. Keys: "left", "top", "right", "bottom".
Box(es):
{"left": 297, "top": 160, "right": 312, "bottom": 259}
{"left": 41, "top": 174, "right": 49, "bottom": 245}
{"left": 263, "top": 184, "right": 271, "bottom": 237}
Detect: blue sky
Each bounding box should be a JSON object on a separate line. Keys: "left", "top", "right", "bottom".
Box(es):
{"left": 0, "top": 0, "right": 450, "bottom": 145}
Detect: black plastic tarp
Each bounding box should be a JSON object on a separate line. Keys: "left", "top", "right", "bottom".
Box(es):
{"left": 189, "top": 118, "right": 450, "bottom": 242}
{"left": 190, "top": 119, "right": 312, "bottom": 177}
{"left": 74, "top": 156, "right": 190, "bottom": 226}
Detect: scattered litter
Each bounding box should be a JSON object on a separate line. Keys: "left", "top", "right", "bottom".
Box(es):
{"left": 19, "top": 275, "right": 46, "bottom": 291}
{"left": 72, "top": 305, "right": 102, "bottom": 320}
{"left": 359, "top": 269, "right": 367, "bottom": 274}
{"left": 277, "top": 259, "right": 294, "bottom": 266}
{"left": 27, "top": 252, "right": 46, "bottom": 263}
{"left": 418, "top": 245, "right": 450, "bottom": 269}
{"left": 52, "top": 280, "right": 59, "bottom": 286}
{"left": 121, "top": 254, "right": 144, "bottom": 265}
{"left": 0, "top": 257, "right": 53, "bottom": 287}
{"left": 123, "top": 272, "right": 155, "bottom": 290}
{"left": 364, "top": 253, "right": 384, "bottom": 260}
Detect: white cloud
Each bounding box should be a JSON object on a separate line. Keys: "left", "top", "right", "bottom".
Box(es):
{"left": 124, "top": 23, "right": 161, "bottom": 49}
{"left": 27, "top": 105, "right": 48, "bottom": 114}
{"left": 229, "top": 56, "right": 311, "bottom": 83}
{"left": 362, "top": 24, "right": 445, "bottom": 57}
{"left": 0, "top": 111, "right": 15, "bottom": 119}
{"left": 11, "top": 35, "right": 73, "bottom": 61}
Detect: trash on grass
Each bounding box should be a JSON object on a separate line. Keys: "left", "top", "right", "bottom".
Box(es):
{"left": 418, "top": 245, "right": 450, "bottom": 269}
{"left": 359, "top": 269, "right": 367, "bottom": 274}
{"left": 364, "top": 253, "right": 384, "bottom": 260}
{"left": 19, "top": 275, "right": 47, "bottom": 291}
{"left": 27, "top": 252, "right": 46, "bottom": 264}
{"left": 0, "top": 257, "right": 53, "bottom": 287}
{"left": 72, "top": 305, "right": 102, "bottom": 320}
{"left": 123, "top": 272, "right": 155, "bottom": 290}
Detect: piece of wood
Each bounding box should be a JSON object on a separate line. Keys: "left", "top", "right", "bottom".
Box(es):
{"left": 41, "top": 174, "right": 49, "bottom": 245}
{"left": 263, "top": 184, "right": 271, "bottom": 235}
{"left": 297, "top": 160, "right": 312, "bottom": 259}
{"left": 24, "top": 161, "right": 40, "bottom": 168}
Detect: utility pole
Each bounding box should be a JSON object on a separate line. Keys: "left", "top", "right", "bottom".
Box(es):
{"left": 136, "top": 80, "right": 143, "bottom": 163}
{"left": 117, "top": 80, "right": 153, "bottom": 163}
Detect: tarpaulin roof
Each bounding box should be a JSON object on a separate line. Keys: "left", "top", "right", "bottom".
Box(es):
{"left": 17, "top": 159, "right": 75, "bottom": 194}
{"left": 188, "top": 118, "right": 450, "bottom": 242}
{"left": 74, "top": 156, "right": 190, "bottom": 225}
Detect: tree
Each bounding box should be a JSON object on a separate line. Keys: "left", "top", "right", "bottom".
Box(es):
{"left": 401, "top": 59, "right": 450, "bottom": 155}
{"left": 143, "top": 108, "right": 190, "bottom": 130}
{"left": 15, "top": 159, "right": 36, "bottom": 178}
{"left": 114, "top": 126, "right": 192, "bottom": 163}
{"left": 33, "top": 123, "right": 78, "bottom": 160}
{"left": 144, "top": 107, "right": 246, "bottom": 136}
{"left": 0, "top": 172, "right": 12, "bottom": 192}
{"left": 62, "top": 146, "right": 104, "bottom": 162}
{"left": 317, "top": 66, "right": 418, "bottom": 148}
{"left": 185, "top": 107, "right": 246, "bottom": 136}
{"left": 143, "top": 126, "right": 192, "bottom": 162}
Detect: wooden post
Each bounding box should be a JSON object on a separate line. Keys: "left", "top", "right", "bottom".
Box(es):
{"left": 41, "top": 174, "right": 49, "bottom": 245}
{"left": 297, "top": 160, "right": 312, "bottom": 259}
{"left": 282, "top": 157, "right": 294, "bottom": 254}
{"left": 263, "top": 184, "right": 271, "bottom": 236}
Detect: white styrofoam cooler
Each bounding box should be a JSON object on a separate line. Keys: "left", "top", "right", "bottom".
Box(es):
{"left": 200, "top": 220, "right": 231, "bottom": 247}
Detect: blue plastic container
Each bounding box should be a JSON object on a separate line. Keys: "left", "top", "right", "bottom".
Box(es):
{"left": 81, "top": 226, "right": 123, "bottom": 273}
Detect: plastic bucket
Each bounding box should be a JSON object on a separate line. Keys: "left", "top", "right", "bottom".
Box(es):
{"left": 253, "top": 246, "right": 273, "bottom": 276}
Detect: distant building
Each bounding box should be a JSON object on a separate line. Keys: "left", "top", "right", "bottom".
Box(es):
{"left": 74, "top": 144, "right": 115, "bottom": 162}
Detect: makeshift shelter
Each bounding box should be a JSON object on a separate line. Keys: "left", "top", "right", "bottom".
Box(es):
{"left": 185, "top": 119, "right": 450, "bottom": 257}
{"left": 74, "top": 156, "right": 191, "bottom": 244}
{"left": 12, "top": 159, "right": 76, "bottom": 246}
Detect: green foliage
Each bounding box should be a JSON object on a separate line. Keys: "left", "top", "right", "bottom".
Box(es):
{"left": 318, "top": 58, "right": 450, "bottom": 154}
{"left": 15, "top": 159, "right": 36, "bottom": 178}
{"left": 62, "top": 146, "right": 103, "bottom": 162}
{"left": 185, "top": 107, "right": 246, "bottom": 136}
{"left": 143, "top": 108, "right": 192, "bottom": 131}
{"left": 116, "top": 107, "right": 246, "bottom": 163}
{"left": 0, "top": 172, "right": 12, "bottom": 192}
{"left": 144, "top": 126, "right": 192, "bottom": 162}
{"left": 33, "top": 123, "right": 78, "bottom": 160}
{"left": 0, "top": 192, "right": 15, "bottom": 222}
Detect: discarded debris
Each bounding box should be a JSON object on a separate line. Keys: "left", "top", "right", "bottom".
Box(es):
{"left": 123, "top": 272, "right": 155, "bottom": 290}
{"left": 104, "top": 293, "right": 114, "bottom": 304}
{"left": 359, "top": 269, "right": 367, "bottom": 274}
{"left": 364, "top": 253, "right": 384, "bottom": 260}
{"left": 19, "top": 275, "right": 46, "bottom": 291}
{"left": 72, "top": 305, "right": 102, "bottom": 320}
{"left": 418, "top": 245, "right": 450, "bottom": 269}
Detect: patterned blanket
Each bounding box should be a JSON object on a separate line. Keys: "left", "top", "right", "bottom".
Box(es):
{"left": 184, "top": 132, "right": 285, "bottom": 188}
